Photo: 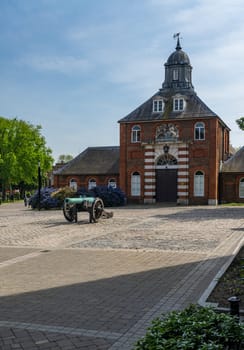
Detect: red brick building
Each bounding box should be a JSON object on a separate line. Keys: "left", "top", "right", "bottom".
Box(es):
{"left": 118, "top": 37, "right": 230, "bottom": 205}
{"left": 53, "top": 146, "right": 120, "bottom": 191}
{"left": 219, "top": 146, "right": 244, "bottom": 203}
{"left": 54, "top": 37, "right": 233, "bottom": 205}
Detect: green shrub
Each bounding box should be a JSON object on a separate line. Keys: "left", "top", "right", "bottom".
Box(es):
{"left": 134, "top": 305, "right": 244, "bottom": 349}
{"left": 51, "top": 186, "right": 76, "bottom": 202}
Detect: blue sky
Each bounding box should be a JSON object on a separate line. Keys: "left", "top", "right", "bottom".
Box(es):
{"left": 0, "top": 0, "right": 243, "bottom": 162}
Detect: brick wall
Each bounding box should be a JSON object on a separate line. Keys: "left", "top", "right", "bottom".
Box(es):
{"left": 120, "top": 118, "right": 229, "bottom": 205}
{"left": 53, "top": 174, "right": 119, "bottom": 190}
{"left": 219, "top": 173, "right": 244, "bottom": 203}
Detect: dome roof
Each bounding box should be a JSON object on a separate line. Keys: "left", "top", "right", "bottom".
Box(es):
{"left": 166, "top": 37, "right": 191, "bottom": 65}
{"left": 166, "top": 49, "right": 190, "bottom": 65}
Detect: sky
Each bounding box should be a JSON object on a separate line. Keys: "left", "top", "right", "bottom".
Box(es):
{"left": 0, "top": 0, "right": 243, "bottom": 162}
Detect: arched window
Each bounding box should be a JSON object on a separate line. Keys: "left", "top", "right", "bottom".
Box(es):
{"left": 88, "top": 178, "right": 96, "bottom": 190}
{"left": 156, "top": 154, "right": 177, "bottom": 166}
{"left": 195, "top": 122, "right": 205, "bottom": 140}
{"left": 194, "top": 171, "right": 204, "bottom": 196}
{"left": 108, "top": 178, "right": 116, "bottom": 189}
{"left": 131, "top": 172, "right": 141, "bottom": 196}
{"left": 131, "top": 125, "right": 141, "bottom": 143}
{"left": 69, "top": 179, "right": 77, "bottom": 191}
{"left": 239, "top": 178, "right": 244, "bottom": 198}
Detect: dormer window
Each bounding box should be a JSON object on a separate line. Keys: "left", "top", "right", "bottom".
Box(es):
{"left": 153, "top": 99, "right": 164, "bottom": 113}
{"left": 173, "top": 97, "right": 185, "bottom": 112}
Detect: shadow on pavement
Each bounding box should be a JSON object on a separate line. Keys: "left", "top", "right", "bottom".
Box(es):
{"left": 152, "top": 206, "right": 244, "bottom": 221}
{"left": 0, "top": 253, "right": 229, "bottom": 349}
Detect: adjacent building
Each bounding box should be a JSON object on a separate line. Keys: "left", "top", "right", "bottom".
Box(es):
{"left": 219, "top": 146, "right": 244, "bottom": 203}
{"left": 53, "top": 146, "right": 120, "bottom": 191}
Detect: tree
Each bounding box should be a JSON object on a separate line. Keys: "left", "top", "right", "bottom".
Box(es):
{"left": 0, "top": 116, "right": 53, "bottom": 199}
{"left": 236, "top": 117, "right": 244, "bottom": 131}
{"left": 57, "top": 154, "right": 73, "bottom": 163}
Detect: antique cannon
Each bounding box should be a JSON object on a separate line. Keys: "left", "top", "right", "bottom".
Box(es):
{"left": 63, "top": 196, "right": 113, "bottom": 223}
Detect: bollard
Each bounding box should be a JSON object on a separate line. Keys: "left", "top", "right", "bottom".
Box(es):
{"left": 228, "top": 296, "right": 240, "bottom": 319}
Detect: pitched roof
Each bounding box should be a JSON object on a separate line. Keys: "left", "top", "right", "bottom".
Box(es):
{"left": 221, "top": 146, "right": 244, "bottom": 172}
{"left": 54, "top": 146, "right": 120, "bottom": 175}
{"left": 118, "top": 92, "right": 219, "bottom": 123}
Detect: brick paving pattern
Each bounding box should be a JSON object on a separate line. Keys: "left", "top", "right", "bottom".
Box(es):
{"left": 0, "top": 202, "right": 243, "bottom": 349}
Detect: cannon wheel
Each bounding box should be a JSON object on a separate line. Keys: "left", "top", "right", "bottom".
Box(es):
{"left": 90, "top": 198, "right": 104, "bottom": 223}
{"left": 63, "top": 203, "right": 77, "bottom": 223}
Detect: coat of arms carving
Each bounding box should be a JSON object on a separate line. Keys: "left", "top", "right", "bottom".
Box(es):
{"left": 155, "top": 124, "right": 179, "bottom": 142}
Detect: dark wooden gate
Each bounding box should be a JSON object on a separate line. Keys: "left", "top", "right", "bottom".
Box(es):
{"left": 156, "top": 169, "right": 177, "bottom": 202}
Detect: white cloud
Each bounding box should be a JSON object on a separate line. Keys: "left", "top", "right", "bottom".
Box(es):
{"left": 1, "top": 0, "right": 244, "bottom": 157}
{"left": 169, "top": 0, "right": 244, "bottom": 32}
{"left": 18, "top": 54, "right": 92, "bottom": 74}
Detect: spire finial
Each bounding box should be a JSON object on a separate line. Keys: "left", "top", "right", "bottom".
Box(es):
{"left": 173, "top": 32, "right": 182, "bottom": 50}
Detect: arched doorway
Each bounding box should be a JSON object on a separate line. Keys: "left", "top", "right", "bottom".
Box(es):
{"left": 156, "top": 153, "right": 178, "bottom": 202}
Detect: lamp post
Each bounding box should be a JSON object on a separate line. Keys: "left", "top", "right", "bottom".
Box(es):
{"left": 38, "top": 161, "right": 41, "bottom": 211}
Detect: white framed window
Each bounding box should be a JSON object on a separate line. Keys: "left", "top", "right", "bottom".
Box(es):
{"left": 108, "top": 178, "right": 116, "bottom": 189}
{"left": 153, "top": 99, "right": 164, "bottom": 113}
{"left": 131, "top": 125, "right": 141, "bottom": 143}
{"left": 69, "top": 179, "right": 77, "bottom": 191}
{"left": 173, "top": 69, "right": 179, "bottom": 80}
{"left": 173, "top": 98, "right": 185, "bottom": 111}
{"left": 239, "top": 178, "right": 244, "bottom": 198}
{"left": 194, "top": 171, "right": 204, "bottom": 197}
{"left": 195, "top": 122, "right": 205, "bottom": 140}
{"left": 88, "top": 178, "right": 96, "bottom": 190}
{"left": 131, "top": 172, "right": 141, "bottom": 196}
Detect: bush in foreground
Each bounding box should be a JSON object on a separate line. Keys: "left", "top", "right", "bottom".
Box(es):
{"left": 29, "top": 187, "right": 60, "bottom": 209}
{"left": 51, "top": 186, "right": 76, "bottom": 202}
{"left": 134, "top": 304, "right": 243, "bottom": 350}
{"left": 29, "top": 186, "right": 126, "bottom": 209}
{"left": 77, "top": 186, "right": 126, "bottom": 207}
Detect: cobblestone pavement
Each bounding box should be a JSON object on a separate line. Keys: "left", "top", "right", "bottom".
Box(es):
{"left": 0, "top": 202, "right": 243, "bottom": 349}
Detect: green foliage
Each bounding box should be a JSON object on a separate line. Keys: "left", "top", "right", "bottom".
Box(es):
{"left": 236, "top": 117, "right": 244, "bottom": 131}
{"left": 57, "top": 154, "right": 73, "bottom": 163}
{"left": 0, "top": 116, "right": 53, "bottom": 194}
{"left": 221, "top": 203, "right": 244, "bottom": 207}
{"left": 51, "top": 186, "right": 76, "bottom": 202}
{"left": 134, "top": 305, "right": 244, "bottom": 350}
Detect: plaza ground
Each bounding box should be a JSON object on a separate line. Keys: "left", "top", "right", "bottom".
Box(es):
{"left": 0, "top": 202, "right": 243, "bottom": 349}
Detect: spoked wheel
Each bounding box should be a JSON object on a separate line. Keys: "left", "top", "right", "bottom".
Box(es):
{"left": 90, "top": 198, "right": 104, "bottom": 223}
{"left": 63, "top": 203, "right": 77, "bottom": 222}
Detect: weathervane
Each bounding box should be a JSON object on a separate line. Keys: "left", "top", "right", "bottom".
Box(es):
{"left": 173, "top": 32, "right": 180, "bottom": 39}
{"left": 173, "top": 32, "right": 182, "bottom": 50}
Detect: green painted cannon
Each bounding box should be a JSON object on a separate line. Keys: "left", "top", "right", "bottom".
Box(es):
{"left": 63, "top": 196, "right": 113, "bottom": 223}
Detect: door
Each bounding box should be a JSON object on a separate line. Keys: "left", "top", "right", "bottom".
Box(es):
{"left": 156, "top": 169, "right": 177, "bottom": 202}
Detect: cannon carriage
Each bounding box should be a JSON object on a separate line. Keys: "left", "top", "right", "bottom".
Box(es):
{"left": 63, "top": 196, "right": 112, "bottom": 223}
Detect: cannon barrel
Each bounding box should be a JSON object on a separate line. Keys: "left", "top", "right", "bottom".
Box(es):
{"left": 64, "top": 196, "right": 95, "bottom": 205}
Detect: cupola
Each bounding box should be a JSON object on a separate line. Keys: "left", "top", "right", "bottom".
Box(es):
{"left": 162, "top": 35, "right": 194, "bottom": 94}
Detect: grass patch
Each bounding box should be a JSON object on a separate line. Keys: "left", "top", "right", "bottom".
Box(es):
{"left": 221, "top": 202, "right": 244, "bottom": 206}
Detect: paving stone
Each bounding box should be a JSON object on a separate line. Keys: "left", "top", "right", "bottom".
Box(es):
{"left": 0, "top": 202, "right": 243, "bottom": 349}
